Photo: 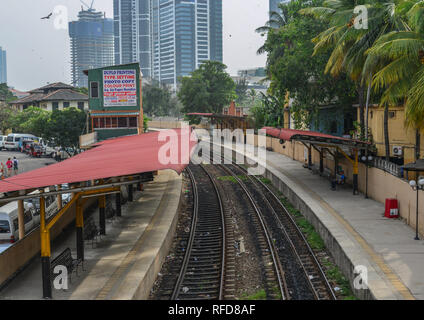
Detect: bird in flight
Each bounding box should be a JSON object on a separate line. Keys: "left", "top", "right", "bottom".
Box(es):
{"left": 41, "top": 13, "right": 53, "bottom": 20}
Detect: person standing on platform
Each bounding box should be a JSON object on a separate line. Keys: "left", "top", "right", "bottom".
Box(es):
{"left": 0, "top": 162, "right": 5, "bottom": 179}
{"left": 13, "top": 157, "right": 18, "bottom": 175}
{"left": 6, "top": 158, "right": 13, "bottom": 177}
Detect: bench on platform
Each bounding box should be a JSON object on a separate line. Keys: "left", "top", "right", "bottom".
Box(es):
{"left": 50, "top": 248, "right": 82, "bottom": 284}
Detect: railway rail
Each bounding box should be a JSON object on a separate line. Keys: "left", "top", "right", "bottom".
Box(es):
{"left": 171, "top": 164, "right": 226, "bottom": 300}
{"left": 220, "top": 160, "right": 336, "bottom": 300}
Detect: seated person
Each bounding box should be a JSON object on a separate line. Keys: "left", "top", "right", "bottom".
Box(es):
{"left": 338, "top": 171, "right": 346, "bottom": 185}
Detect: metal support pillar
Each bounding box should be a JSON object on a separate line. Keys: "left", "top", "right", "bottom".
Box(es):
{"left": 128, "top": 184, "right": 133, "bottom": 202}
{"left": 308, "top": 146, "right": 312, "bottom": 169}
{"left": 76, "top": 199, "right": 84, "bottom": 261}
{"left": 40, "top": 197, "right": 52, "bottom": 299}
{"left": 116, "top": 192, "right": 122, "bottom": 217}
{"left": 99, "top": 195, "right": 106, "bottom": 235}
{"left": 320, "top": 149, "right": 324, "bottom": 174}
{"left": 353, "top": 149, "right": 359, "bottom": 195}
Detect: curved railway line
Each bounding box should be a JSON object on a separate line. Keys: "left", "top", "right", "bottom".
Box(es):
{"left": 153, "top": 140, "right": 337, "bottom": 300}
{"left": 221, "top": 163, "right": 336, "bottom": 300}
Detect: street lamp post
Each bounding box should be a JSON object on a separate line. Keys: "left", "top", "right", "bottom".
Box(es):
{"left": 361, "top": 154, "right": 373, "bottom": 199}
{"left": 409, "top": 178, "right": 424, "bottom": 240}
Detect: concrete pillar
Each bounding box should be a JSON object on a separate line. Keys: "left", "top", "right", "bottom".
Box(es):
{"left": 17, "top": 199, "right": 24, "bottom": 241}
{"left": 57, "top": 185, "right": 62, "bottom": 211}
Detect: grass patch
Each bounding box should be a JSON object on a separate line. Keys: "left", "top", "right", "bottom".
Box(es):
{"left": 241, "top": 289, "right": 267, "bottom": 300}
{"left": 260, "top": 177, "right": 272, "bottom": 185}
{"left": 217, "top": 175, "right": 247, "bottom": 183}
{"left": 264, "top": 176, "right": 357, "bottom": 300}
{"left": 322, "top": 259, "right": 357, "bottom": 300}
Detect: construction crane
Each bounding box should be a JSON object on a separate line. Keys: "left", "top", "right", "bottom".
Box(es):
{"left": 80, "top": 0, "right": 95, "bottom": 11}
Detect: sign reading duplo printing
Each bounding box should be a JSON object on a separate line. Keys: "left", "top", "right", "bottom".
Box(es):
{"left": 103, "top": 69, "right": 137, "bottom": 107}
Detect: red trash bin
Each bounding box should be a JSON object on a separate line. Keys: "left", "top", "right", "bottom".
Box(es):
{"left": 385, "top": 199, "right": 399, "bottom": 218}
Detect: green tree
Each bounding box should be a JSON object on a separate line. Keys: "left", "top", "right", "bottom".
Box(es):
{"left": 302, "top": 0, "right": 410, "bottom": 159}
{"left": 9, "top": 106, "right": 49, "bottom": 136}
{"left": 0, "top": 103, "right": 15, "bottom": 134}
{"left": 45, "top": 107, "right": 86, "bottom": 149}
{"left": 143, "top": 81, "right": 180, "bottom": 117}
{"left": 178, "top": 61, "right": 236, "bottom": 115}
{"left": 0, "top": 84, "right": 17, "bottom": 103}
{"left": 367, "top": 1, "right": 424, "bottom": 158}
{"left": 235, "top": 78, "right": 248, "bottom": 104}
{"left": 74, "top": 87, "right": 89, "bottom": 95}
{"left": 261, "top": 0, "right": 356, "bottom": 130}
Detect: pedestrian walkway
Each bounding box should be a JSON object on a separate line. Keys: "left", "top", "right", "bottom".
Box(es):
{"left": 215, "top": 138, "right": 424, "bottom": 300}
{"left": 0, "top": 169, "right": 182, "bottom": 300}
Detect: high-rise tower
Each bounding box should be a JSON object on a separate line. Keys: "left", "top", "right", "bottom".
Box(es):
{"left": 114, "top": 0, "right": 153, "bottom": 78}
{"left": 69, "top": 7, "right": 114, "bottom": 88}
{"left": 151, "top": 0, "right": 223, "bottom": 89}
{"left": 0, "top": 47, "right": 7, "bottom": 84}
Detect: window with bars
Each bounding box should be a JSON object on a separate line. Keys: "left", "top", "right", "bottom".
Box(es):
{"left": 93, "top": 116, "right": 138, "bottom": 129}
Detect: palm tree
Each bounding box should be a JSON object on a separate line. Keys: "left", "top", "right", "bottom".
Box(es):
{"left": 301, "top": 0, "right": 410, "bottom": 160}
{"left": 255, "top": 7, "right": 289, "bottom": 55}
{"left": 367, "top": 1, "right": 424, "bottom": 159}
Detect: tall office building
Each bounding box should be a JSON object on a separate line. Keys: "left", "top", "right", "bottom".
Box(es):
{"left": 151, "top": 0, "right": 223, "bottom": 88}
{"left": 69, "top": 8, "right": 114, "bottom": 88}
{"left": 0, "top": 47, "right": 7, "bottom": 84}
{"left": 114, "top": 0, "right": 153, "bottom": 78}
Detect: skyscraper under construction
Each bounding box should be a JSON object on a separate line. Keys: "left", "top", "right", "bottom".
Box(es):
{"left": 69, "top": 7, "right": 114, "bottom": 88}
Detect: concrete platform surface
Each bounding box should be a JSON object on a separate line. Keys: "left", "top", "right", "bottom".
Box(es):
{"left": 209, "top": 138, "right": 424, "bottom": 300}
{"left": 0, "top": 170, "right": 182, "bottom": 300}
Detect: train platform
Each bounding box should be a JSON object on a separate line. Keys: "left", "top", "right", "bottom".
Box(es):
{"left": 0, "top": 170, "right": 182, "bottom": 300}
{"left": 213, "top": 138, "right": 424, "bottom": 300}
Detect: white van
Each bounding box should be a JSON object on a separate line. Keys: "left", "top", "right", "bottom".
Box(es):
{"left": 38, "top": 138, "right": 56, "bottom": 158}
{"left": 25, "top": 191, "right": 59, "bottom": 220}
{"left": 5, "top": 133, "right": 38, "bottom": 151}
{"left": 0, "top": 136, "right": 7, "bottom": 150}
{"left": 0, "top": 201, "right": 37, "bottom": 244}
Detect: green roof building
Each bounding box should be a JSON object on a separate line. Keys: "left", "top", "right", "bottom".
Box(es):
{"left": 84, "top": 63, "right": 143, "bottom": 141}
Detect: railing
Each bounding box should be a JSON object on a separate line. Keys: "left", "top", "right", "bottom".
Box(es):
{"left": 79, "top": 132, "right": 98, "bottom": 148}
{"left": 371, "top": 157, "right": 402, "bottom": 178}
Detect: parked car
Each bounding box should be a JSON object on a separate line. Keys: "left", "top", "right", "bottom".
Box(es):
{"left": 0, "top": 136, "right": 7, "bottom": 150}
{"left": 0, "top": 201, "right": 37, "bottom": 244}
{"left": 5, "top": 133, "right": 37, "bottom": 151}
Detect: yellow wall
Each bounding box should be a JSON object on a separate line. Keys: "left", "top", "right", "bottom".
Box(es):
{"left": 359, "top": 105, "right": 421, "bottom": 164}
{"left": 245, "top": 134, "right": 424, "bottom": 237}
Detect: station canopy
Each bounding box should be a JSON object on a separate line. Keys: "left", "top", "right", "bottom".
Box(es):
{"left": 0, "top": 129, "right": 197, "bottom": 194}
{"left": 262, "top": 127, "right": 370, "bottom": 149}
{"left": 186, "top": 112, "right": 246, "bottom": 120}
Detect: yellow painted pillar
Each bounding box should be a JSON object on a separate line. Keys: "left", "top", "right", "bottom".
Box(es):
{"left": 40, "top": 196, "right": 52, "bottom": 299}
{"left": 76, "top": 198, "right": 84, "bottom": 261}
{"left": 17, "top": 199, "right": 24, "bottom": 241}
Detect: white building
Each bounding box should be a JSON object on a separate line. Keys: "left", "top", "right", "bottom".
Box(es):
{"left": 10, "top": 82, "right": 88, "bottom": 112}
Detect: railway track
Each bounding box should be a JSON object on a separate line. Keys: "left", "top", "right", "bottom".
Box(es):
{"left": 222, "top": 162, "right": 336, "bottom": 300}
{"left": 170, "top": 164, "right": 226, "bottom": 300}
{"left": 205, "top": 164, "right": 288, "bottom": 300}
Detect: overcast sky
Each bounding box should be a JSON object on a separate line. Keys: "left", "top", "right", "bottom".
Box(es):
{"left": 0, "top": 0, "right": 268, "bottom": 91}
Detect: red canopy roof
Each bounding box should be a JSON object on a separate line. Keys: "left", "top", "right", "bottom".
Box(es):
{"left": 262, "top": 127, "right": 369, "bottom": 147}
{"left": 186, "top": 113, "right": 214, "bottom": 117}
{"left": 0, "top": 129, "right": 198, "bottom": 193}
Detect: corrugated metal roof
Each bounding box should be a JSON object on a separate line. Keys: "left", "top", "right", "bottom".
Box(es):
{"left": 0, "top": 129, "right": 197, "bottom": 193}
{"left": 262, "top": 127, "right": 370, "bottom": 148}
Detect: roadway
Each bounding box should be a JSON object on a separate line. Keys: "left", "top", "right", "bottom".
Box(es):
{"left": 0, "top": 150, "right": 56, "bottom": 176}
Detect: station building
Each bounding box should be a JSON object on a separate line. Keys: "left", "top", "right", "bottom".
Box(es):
{"left": 84, "top": 62, "right": 144, "bottom": 142}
